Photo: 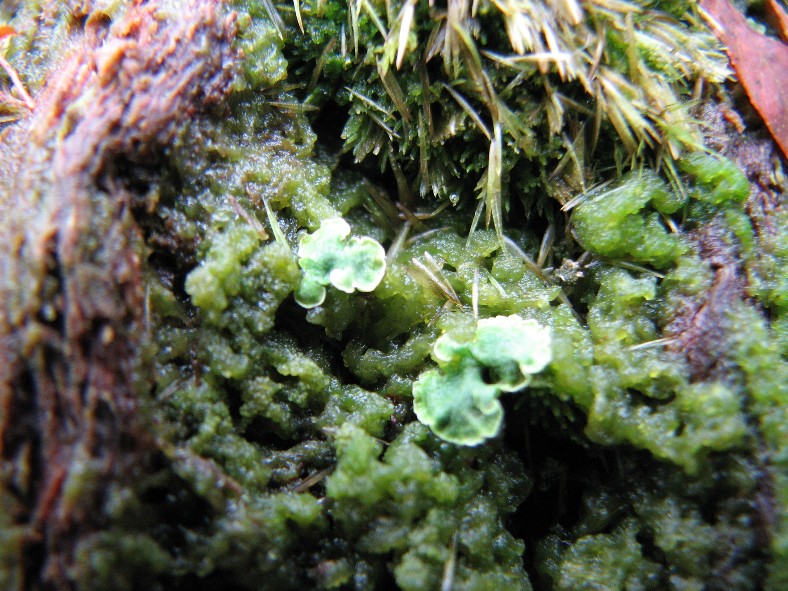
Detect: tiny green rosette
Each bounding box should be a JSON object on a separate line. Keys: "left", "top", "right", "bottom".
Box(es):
{"left": 413, "top": 315, "right": 552, "bottom": 446}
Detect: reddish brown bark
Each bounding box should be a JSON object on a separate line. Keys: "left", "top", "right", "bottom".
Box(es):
{"left": 0, "top": 1, "right": 238, "bottom": 588}
{"left": 701, "top": 0, "right": 788, "bottom": 158}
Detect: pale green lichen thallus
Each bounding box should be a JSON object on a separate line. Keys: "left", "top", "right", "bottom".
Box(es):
{"left": 413, "top": 315, "right": 552, "bottom": 446}
{"left": 294, "top": 217, "right": 387, "bottom": 308}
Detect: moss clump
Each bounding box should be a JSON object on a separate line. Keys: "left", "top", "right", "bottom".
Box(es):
{"left": 537, "top": 454, "right": 763, "bottom": 590}
{"left": 583, "top": 268, "right": 749, "bottom": 474}
{"left": 572, "top": 171, "right": 685, "bottom": 268}
{"left": 551, "top": 519, "right": 662, "bottom": 590}
{"left": 1, "top": 0, "right": 786, "bottom": 590}
{"left": 327, "top": 424, "right": 531, "bottom": 591}
{"left": 679, "top": 152, "right": 750, "bottom": 205}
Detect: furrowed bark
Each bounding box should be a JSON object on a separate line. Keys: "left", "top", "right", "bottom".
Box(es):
{"left": 0, "top": 2, "right": 238, "bottom": 588}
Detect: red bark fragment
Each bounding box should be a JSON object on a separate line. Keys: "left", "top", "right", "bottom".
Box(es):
{"left": 765, "top": 0, "right": 788, "bottom": 43}
{"left": 701, "top": 0, "right": 788, "bottom": 159}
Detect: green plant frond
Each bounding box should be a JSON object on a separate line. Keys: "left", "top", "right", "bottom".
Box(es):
{"left": 413, "top": 315, "right": 552, "bottom": 445}
{"left": 295, "top": 218, "right": 387, "bottom": 308}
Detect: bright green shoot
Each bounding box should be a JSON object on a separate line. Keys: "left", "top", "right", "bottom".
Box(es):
{"left": 414, "top": 315, "right": 552, "bottom": 446}
{"left": 294, "top": 218, "right": 387, "bottom": 308}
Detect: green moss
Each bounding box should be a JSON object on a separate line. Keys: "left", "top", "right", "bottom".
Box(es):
{"left": 236, "top": 18, "right": 288, "bottom": 89}
{"left": 584, "top": 268, "right": 749, "bottom": 473}
{"left": 327, "top": 424, "right": 531, "bottom": 591}
{"left": 572, "top": 171, "right": 684, "bottom": 268}
{"left": 2, "top": 0, "right": 783, "bottom": 589}
{"left": 728, "top": 305, "right": 788, "bottom": 589}
{"left": 537, "top": 453, "right": 763, "bottom": 590}
{"left": 679, "top": 153, "right": 750, "bottom": 205}
{"left": 553, "top": 519, "right": 661, "bottom": 590}
{"left": 318, "top": 385, "right": 394, "bottom": 437}
{"left": 72, "top": 533, "right": 172, "bottom": 591}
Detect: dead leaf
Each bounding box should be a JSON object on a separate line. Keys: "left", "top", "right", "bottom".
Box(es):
{"left": 0, "top": 25, "right": 18, "bottom": 42}
{"left": 765, "top": 0, "right": 788, "bottom": 43}
{"left": 700, "top": 0, "right": 788, "bottom": 159}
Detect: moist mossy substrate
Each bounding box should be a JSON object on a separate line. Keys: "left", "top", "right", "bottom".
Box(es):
{"left": 2, "top": 1, "right": 787, "bottom": 590}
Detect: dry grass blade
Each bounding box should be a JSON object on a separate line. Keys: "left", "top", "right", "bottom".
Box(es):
{"left": 412, "top": 254, "right": 462, "bottom": 305}
{"left": 598, "top": 68, "right": 658, "bottom": 151}
{"left": 503, "top": 236, "right": 583, "bottom": 323}
{"left": 345, "top": 86, "right": 394, "bottom": 117}
{"left": 443, "top": 0, "right": 471, "bottom": 76}
{"left": 387, "top": 221, "right": 411, "bottom": 262}
{"left": 418, "top": 63, "right": 434, "bottom": 135}
{"left": 0, "top": 91, "right": 29, "bottom": 122}
{"left": 362, "top": 0, "right": 389, "bottom": 38}
{"left": 378, "top": 62, "right": 413, "bottom": 122}
{"left": 260, "top": 0, "right": 286, "bottom": 39}
{"left": 396, "top": 0, "right": 417, "bottom": 69}
{"left": 365, "top": 181, "right": 402, "bottom": 227}
{"left": 418, "top": 113, "right": 432, "bottom": 190}
{"left": 291, "top": 467, "right": 334, "bottom": 493}
{"left": 293, "top": 0, "right": 305, "bottom": 33}
{"left": 483, "top": 50, "right": 574, "bottom": 67}
{"left": 263, "top": 197, "right": 289, "bottom": 249}
{"left": 368, "top": 110, "right": 400, "bottom": 140}
{"left": 466, "top": 199, "right": 486, "bottom": 245}
{"left": 0, "top": 56, "right": 34, "bottom": 111}
{"left": 486, "top": 122, "right": 504, "bottom": 241}
{"left": 612, "top": 260, "right": 665, "bottom": 279}
{"left": 269, "top": 101, "right": 320, "bottom": 113}
{"left": 350, "top": 0, "right": 361, "bottom": 54}
{"left": 625, "top": 336, "right": 680, "bottom": 351}
{"left": 308, "top": 38, "right": 337, "bottom": 94}
{"left": 537, "top": 223, "right": 555, "bottom": 268}
{"left": 441, "top": 531, "right": 459, "bottom": 591}
{"left": 424, "top": 21, "right": 446, "bottom": 63}
{"left": 441, "top": 83, "right": 491, "bottom": 139}
{"left": 472, "top": 268, "right": 480, "bottom": 320}
{"left": 544, "top": 79, "right": 565, "bottom": 135}
{"left": 229, "top": 194, "right": 269, "bottom": 240}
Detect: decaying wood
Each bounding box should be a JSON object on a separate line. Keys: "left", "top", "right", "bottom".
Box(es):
{"left": 0, "top": 1, "right": 238, "bottom": 588}
{"left": 664, "top": 101, "right": 785, "bottom": 382}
